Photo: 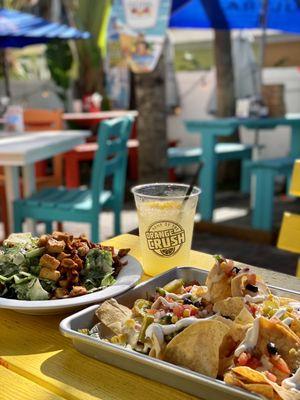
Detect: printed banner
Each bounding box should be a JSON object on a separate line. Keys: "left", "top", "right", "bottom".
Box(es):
{"left": 109, "top": 0, "right": 171, "bottom": 73}
{"left": 104, "top": 5, "right": 130, "bottom": 109}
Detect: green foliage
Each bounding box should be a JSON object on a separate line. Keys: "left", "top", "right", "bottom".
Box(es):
{"left": 46, "top": 40, "right": 73, "bottom": 106}
{"left": 174, "top": 43, "right": 213, "bottom": 71}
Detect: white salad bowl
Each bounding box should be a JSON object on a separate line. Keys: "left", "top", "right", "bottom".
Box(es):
{"left": 0, "top": 254, "right": 143, "bottom": 315}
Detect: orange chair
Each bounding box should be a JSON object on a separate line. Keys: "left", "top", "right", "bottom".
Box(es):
{"left": 24, "top": 109, "right": 64, "bottom": 188}
{"left": 0, "top": 109, "right": 64, "bottom": 237}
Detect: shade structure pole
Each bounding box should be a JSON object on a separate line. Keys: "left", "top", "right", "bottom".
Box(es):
{"left": 258, "top": 0, "right": 269, "bottom": 99}
{"left": 0, "top": 49, "right": 11, "bottom": 99}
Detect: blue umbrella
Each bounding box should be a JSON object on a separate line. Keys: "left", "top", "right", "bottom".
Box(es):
{"left": 170, "top": 0, "right": 300, "bottom": 33}
{"left": 170, "top": 0, "right": 300, "bottom": 97}
{"left": 0, "top": 8, "right": 90, "bottom": 98}
{"left": 0, "top": 8, "right": 90, "bottom": 48}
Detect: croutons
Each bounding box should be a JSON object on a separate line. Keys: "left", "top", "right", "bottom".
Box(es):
{"left": 53, "top": 287, "right": 69, "bottom": 298}
{"left": 46, "top": 238, "right": 65, "bottom": 254}
{"left": 38, "top": 234, "right": 49, "bottom": 247}
{"left": 61, "top": 258, "right": 77, "bottom": 269}
{"left": 34, "top": 231, "right": 126, "bottom": 299}
{"left": 69, "top": 286, "right": 87, "bottom": 297}
{"left": 39, "top": 268, "right": 60, "bottom": 282}
{"left": 39, "top": 254, "right": 60, "bottom": 270}
{"left": 58, "top": 279, "right": 69, "bottom": 288}
{"left": 52, "top": 231, "right": 72, "bottom": 242}
{"left": 77, "top": 243, "right": 90, "bottom": 257}
{"left": 57, "top": 252, "right": 70, "bottom": 261}
{"left": 72, "top": 255, "right": 83, "bottom": 269}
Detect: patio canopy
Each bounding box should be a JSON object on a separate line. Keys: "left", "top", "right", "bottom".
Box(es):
{"left": 170, "top": 0, "right": 300, "bottom": 34}
{"left": 0, "top": 8, "right": 90, "bottom": 48}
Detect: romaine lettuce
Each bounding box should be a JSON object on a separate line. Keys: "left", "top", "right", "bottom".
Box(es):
{"left": 81, "top": 249, "right": 115, "bottom": 290}
{"left": 12, "top": 277, "right": 50, "bottom": 300}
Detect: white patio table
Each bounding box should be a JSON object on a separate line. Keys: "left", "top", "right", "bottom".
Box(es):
{"left": 0, "top": 130, "right": 90, "bottom": 232}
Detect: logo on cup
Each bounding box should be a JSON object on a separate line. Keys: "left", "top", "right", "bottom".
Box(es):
{"left": 145, "top": 220, "right": 186, "bottom": 257}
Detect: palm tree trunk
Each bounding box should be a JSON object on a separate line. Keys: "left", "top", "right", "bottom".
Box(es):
{"left": 214, "top": 30, "right": 240, "bottom": 187}
{"left": 134, "top": 50, "right": 168, "bottom": 183}
{"left": 214, "top": 30, "right": 235, "bottom": 117}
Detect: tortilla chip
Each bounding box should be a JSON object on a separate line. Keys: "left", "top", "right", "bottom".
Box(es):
{"left": 205, "top": 263, "right": 232, "bottom": 303}
{"left": 290, "top": 317, "right": 300, "bottom": 338}
{"left": 218, "top": 322, "right": 252, "bottom": 377}
{"left": 243, "top": 383, "right": 275, "bottom": 399}
{"left": 279, "top": 297, "right": 299, "bottom": 306}
{"left": 96, "top": 299, "right": 132, "bottom": 335}
{"left": 231, "top": 273, "right": 270, "bottom": 298}
{"left": 269, "top": 381, "right": 300, "bottom": 400}
{"left": 227, "top": 366, "right": 300, "bottom": 400}
{"left": 224, "top": 367, "right": 276, "bottom": 400}
{"left": 231, "top": 366, "right": 269, "bottom": 383}
{"left": 213, "top": 297, "right": 245, "bottom": 319}
{"left": 234, "top": 307, "right": 255, "bottom": 325}
{"left": 164, "top": 320, "right": 229, "bottom": 378}
{"left": 231, "top": 273, "right": 249, "bottom": 297}
{"left": 257, "top": 317, "right": 300, "bottom": 372}
{"left": 214, "top": 315, "right": 234, "bottom": 328}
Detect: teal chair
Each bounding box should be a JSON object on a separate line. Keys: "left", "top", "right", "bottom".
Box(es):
{"left": 167, "top": 143, "right": 253, "bottom": 193}
{"left": 246, "top": 157, "right": 295, "bottom": 231}
{"left": 14, "top": 116, "right": 134, "bottom": 242}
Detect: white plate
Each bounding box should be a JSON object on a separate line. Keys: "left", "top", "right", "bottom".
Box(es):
{"left": 0, "top": 254, "right": 143, "bottom": 315}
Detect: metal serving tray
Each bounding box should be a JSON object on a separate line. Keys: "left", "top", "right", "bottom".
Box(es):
{"left": 60, "top": 267, "right": 300, "bottom": 400}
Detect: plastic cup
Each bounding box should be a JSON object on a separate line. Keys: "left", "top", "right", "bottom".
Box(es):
{"left": 132, "top": 183, "right": 200, "bottom": 276}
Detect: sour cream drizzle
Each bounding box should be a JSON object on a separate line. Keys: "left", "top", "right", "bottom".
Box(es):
{"left": 282, "top": 367, "right": 300, "bottom": 392}
{"left": 282, "top": 317, "right": 293, "bottom": 326}
{"left": 271, "top": 307, "right": 287, "bottom": 320}
{"left": 288, "top": 302, "right": 300, "bottom": 314}
{"left": 234, "top": 317, "right": 260, "bottom": 357}
{"left": 152, "top": 296, "right": 179, "bottom": 310}
{"left": 164, "top": 292, "right": 192, "bottom": 301}
{"left": 146, "top": 315, "right": 216, "bottom": 346}
{"left": 244, "top": 294, "right": 266, "bottom": 304}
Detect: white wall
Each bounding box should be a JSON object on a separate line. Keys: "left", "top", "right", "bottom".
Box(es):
{"left": 168, "top": 67, "right": 300, "bottom": 160}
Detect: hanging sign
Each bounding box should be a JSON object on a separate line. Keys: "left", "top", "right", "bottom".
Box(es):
{"left": 109, "top": 0, "right": 171, "bottom": 73}
{"left": 104, "top": 4, "right": 130, "bottom": 109}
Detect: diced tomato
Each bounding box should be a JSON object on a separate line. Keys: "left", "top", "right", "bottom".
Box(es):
{"left": 271, "top": 357, "right": 291, "bottom": 375}
{"left": 147, "top": 309, "right": 157, "bottom": 315}
{"left": 237, "top": 352, "right": 251, "bottom": 366}
{"left": 182, "top": 304, "right": 198, "bottom": 316}
{"left": 247, "top": 356, "right": 262, "bottom": 370}
{"left": 247, "top": 303, "right": 258, "bottom": 317}
{"left": 265, "top": 371, "right": 277, "bottom": 382}
{"left": 247, "top": 274, "right": 257, "bottom": 285}
{"left": 173, "top": 305, "right": 184, "bottom": 318}
{"left": 237, "top": 352, "right": 262, "bottom": 369}
{"left": 189, "top": 307, "right": 198, "bottom": 316}
{"left": 165, "top": 296, "right": 174, "bottom": 303}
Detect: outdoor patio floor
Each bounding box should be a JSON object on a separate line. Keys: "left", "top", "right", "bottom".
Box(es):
{"left": 1, "top": 192, "right": 298, "bottom": 276}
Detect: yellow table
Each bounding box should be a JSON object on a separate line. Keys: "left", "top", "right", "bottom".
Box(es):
{"left": 0, "top": 234, "right": 298, "bottom": 400}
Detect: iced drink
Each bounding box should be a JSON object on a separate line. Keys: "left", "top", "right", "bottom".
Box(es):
{"left": 132, "top": 183, "right": 200, "bottom": 276}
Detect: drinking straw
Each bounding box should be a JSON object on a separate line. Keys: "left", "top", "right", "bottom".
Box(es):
{"left": 183, "top": 161, "right": 203, "bottom": 203}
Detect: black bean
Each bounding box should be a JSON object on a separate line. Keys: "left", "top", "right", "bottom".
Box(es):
{"left": 267, "top": 342, "right": 278, "bottom": 355}
{"left": 183, "top": 297, "right": 193, "bottom": 305}
{"left": 245, "top": 283, "right": 259, "bottom": 293}
{"left": 193, "top": 301, "right": 202, "bottom": 308}
{"left": 232, "top": 266, "right": 241, "bottom": 274}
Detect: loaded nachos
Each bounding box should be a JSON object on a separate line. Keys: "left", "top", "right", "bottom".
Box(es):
{"left": 0, "top": 232, "right": 129, "bottom": 300}
{"left": 82, "top": 255, "right": 300, "bottom": 400}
